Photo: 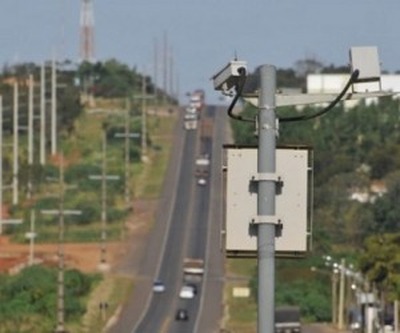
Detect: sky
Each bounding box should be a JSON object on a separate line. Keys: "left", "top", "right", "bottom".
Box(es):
{"left": 1, "top": 1, "right": 400, "bottom": 104}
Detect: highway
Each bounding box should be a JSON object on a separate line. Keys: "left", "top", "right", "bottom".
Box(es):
{"left": 108, "top": 105, "right": 227, "bottom": 333}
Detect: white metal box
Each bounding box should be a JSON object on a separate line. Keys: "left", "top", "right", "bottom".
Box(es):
{"left": 223, "top": 146, "right": 312, "bottom": 258}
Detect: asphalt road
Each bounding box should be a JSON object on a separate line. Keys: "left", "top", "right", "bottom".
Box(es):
{"left": 108, "top": 105, "right": 228, "bottom": 333}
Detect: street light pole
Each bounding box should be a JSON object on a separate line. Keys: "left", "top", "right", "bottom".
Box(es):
{"left": 332, "top": 270, "right": 339, "bottom": 326}
{"left": 338, "top": 258, "right": 346, "bottom": 330}
{"left": 257, "top": 65, "right": 277, "bottom": 333}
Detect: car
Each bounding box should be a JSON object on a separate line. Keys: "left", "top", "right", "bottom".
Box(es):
{"left": 179, "top": 285, "right": 196, "bottom": 299}
{"left": 175, "top": 309, "right": 189, "bottom": 321}
{"left": 185, "top": 283, "right": 198, "bottom": 295}
{"left": 185, "top": 106, "right": 197, "bottom": 114}
{"left": 152, "top": 280, "right": 165, "bottom": 293}
{"left": 197, "top": 178, "right": 207, "bottom": 186}
{"left": 184, "top": 113, "right": 197, "bottom": 121}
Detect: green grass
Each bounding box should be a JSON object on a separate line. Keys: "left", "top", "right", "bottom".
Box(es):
{"left": 223, "top": 258, "right": 258, "bottom": 332}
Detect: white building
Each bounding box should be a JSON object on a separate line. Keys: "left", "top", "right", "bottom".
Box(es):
{"left": 307, "top": 74, "right": 400, "bottom": 108}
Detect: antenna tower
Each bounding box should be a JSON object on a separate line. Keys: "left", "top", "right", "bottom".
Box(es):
{"left": 80, "top": 0, "right": 95, "bottom": 63}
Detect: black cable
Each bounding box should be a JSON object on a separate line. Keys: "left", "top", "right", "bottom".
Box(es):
{"left": 279, "top": 69, "right": 360, "bottom": 123}
{"left": 226, "top": 67, "right": 255, "bottom": 123}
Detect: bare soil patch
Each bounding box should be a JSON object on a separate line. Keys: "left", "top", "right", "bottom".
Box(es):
{"left": 0, "top": 198, "right": 157, "bottom": 275}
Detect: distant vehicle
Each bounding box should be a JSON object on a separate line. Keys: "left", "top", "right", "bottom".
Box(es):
{"left": 195, "top": 154, "right": 210, "bottom": 185}
{"left": 184, "top": 113, "right": 197, "bottom": 121}
{"left": 183, "top": 258, "right": 205, "bottom": 276}
{"left": 275, "top": 306, "right": 301, "bottom": 333}
{"left": 175, "top": 309, "right": 189, "bottom": 321}
{"left": 179, "top": 285, "right": 196, "bottom": 299}
{"left": 195, "top": 155, "right": 210, "bottom": 166}
{"left": 185, "top": 283, "right": 198, "bottom": 295}
{"left": 186, "top": 106, "right": 197, "bottom": 114}
{"left": 152, "top": 280, "right": 165, "bottom": 293}
{"left": 184, "top": 120, "right": 197, "bottom": 130}
{"left": 189, "top": 89, "right": 205, "bottom": 112}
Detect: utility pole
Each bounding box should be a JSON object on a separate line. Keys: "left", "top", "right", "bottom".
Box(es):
{"left": 0, "top": 96, "right": 22, "bottom": 234}
{"left": 12, "top": 81, "right": 19, "bottom": 205}
{"left": 124, "top": 100, "right": 131, "bottom": 209}
{"left": 28, "top": 74, "right": 34, "bottom": 166}
{"left": 338, "top": 258, "right": 346, "bottom": 330}
{"left": 40, "top": 62, "right": 46, "bottom": 165}
{"left": 100, "top": 128, "right": 108, "bottom": 269}
{"left": 332, "top": 270, "right": 339, "bottom": 326}
{"left": 41, "top": 154, "right": 81, "bottom": 333}
{"left": 55, "top": 156, "right": 67, "bottom": 333}
{"left": 51, "top": 54, "right": 57, "bottom": 156}
{"left": 114, "top": 100, "right": 139, "bottom": 211}
{"left": 141, "top": 69, "right": 148, "bottom": 162}
{"left": 27, "top": 74, "right": 36, "bottom": 265}
{"left": 256, "top": 65, "right": 277, "bottom": 333}
{"left": 89, "top": 126, "right": 119, "bottom": 271}
{"left": 163, "top": 31, "right": 167, "bottom": 104}
{"left": 153, "top": 38, "right": 159, "bottom": 105}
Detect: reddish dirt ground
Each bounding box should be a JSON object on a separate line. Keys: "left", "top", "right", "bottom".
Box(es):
{"left": 0, "top": 199, "right": 156, "bottom": 275}
{"left": 0, "top": 236, "right": 124, "bottom": 274}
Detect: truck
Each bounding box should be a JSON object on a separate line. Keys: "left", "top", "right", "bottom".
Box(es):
{"left": 183, "top": 258, "right": 204, "bottom": 281}
{"left": 189, "top": 89, "right": 205, "bottom": 112}
{"left": 275, "top": 306, "right": 301, "bottom": 333}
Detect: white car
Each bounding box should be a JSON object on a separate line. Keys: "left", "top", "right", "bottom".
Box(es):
{"left": 179, "top": 285, "right": 195, "bottom": 299}
{"left": 197, "top": 178, "right": 207, "bottom": 186}
{"left": 152, "top": 280, "right": 166, "bottom": 293}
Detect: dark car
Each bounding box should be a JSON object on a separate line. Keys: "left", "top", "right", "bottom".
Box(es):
{"left": 175, "top": 309, "right": 189, "bottom": 321}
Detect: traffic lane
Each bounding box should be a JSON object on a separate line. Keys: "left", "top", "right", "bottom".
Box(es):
{"left": 169, "top": 110, "right": 215, "bottom": 333}
{"left": 168, "top": 186, "right": 210, "bottom": 333}
{"left": 196, "top": 106, "right": 227, "bottom": 333}
{"left": 134, "top": 129, "right": 198, "bottom": 332}
{"left": 107, "top": 113, "right": 188, "bottom": 333}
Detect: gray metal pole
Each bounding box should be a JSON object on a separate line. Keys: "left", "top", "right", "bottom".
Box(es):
{"left": 257, "top": 65, "right": 277, "bottom": 333}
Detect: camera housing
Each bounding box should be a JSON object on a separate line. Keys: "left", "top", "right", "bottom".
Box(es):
{"left": 211, "top": 60, "right": 247, "bottom": 93}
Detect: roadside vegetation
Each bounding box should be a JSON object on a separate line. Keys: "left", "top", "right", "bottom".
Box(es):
{"left": 0, "top": 59, "right": 178, "bottom": 332}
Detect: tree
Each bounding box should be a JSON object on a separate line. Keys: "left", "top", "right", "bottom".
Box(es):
{"left": 359, "top": 233, "right": 400, "bottom": 301}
